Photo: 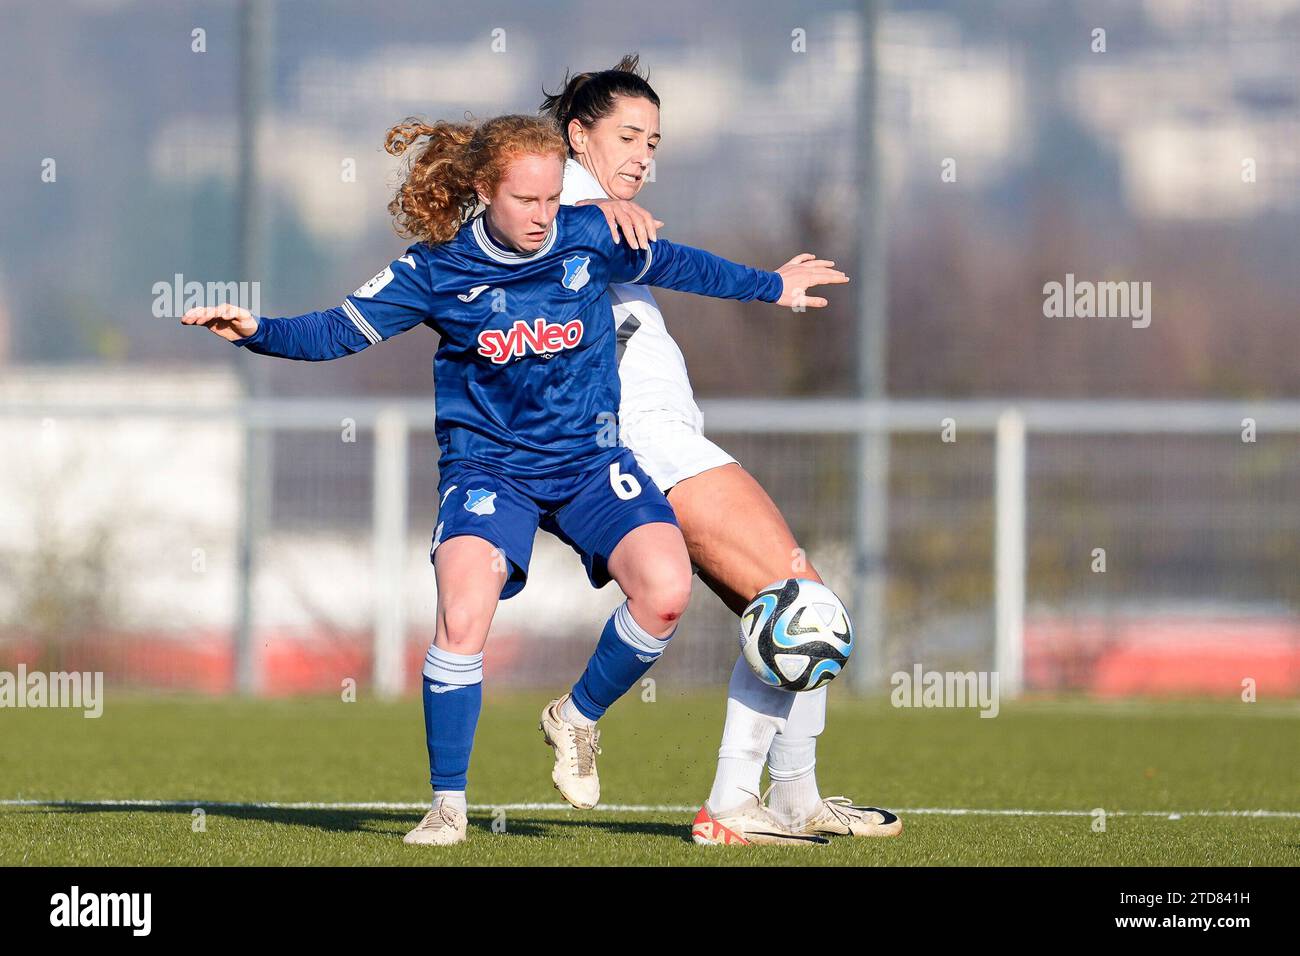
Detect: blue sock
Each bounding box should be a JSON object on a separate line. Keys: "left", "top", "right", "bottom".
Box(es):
{"left": 570, "top": 601, "right": 674, "bottom": 721}
{"left": 421, "top": 644, "right": 484, "bottom": 792}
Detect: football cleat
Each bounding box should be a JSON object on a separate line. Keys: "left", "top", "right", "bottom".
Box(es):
{"left": 539, "top": 694, "right": 601, "bottom": 810}
{"left": 402, "top": 799, "right": 468, "bottom": 846}
{"left": 691, "top": 796, "right": 829, "bottom": 847}
{"left": 794, "top": 797, "right": 904, "bottom": 838}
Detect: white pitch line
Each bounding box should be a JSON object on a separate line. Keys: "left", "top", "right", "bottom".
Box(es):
{"left": 0, "top": 799, "right": 686, "bottom": 812}
{"left": 897, "top": 807, "right": 1300, "bottom": 819}
{"left": 2, "top": 799, "right": 1299, "bottom": 818}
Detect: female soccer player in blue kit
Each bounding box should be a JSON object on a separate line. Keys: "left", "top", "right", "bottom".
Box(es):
{"left": 181, "top": 114, "right": 847, "bottom": 845}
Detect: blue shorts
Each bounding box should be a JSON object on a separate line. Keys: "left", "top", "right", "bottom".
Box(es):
{"left": 429, "top": 449, "right": 679, "bottom": 600}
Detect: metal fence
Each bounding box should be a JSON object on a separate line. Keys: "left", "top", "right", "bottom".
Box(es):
{"left": 3, "top": 396, "right": 1298, "bottom": 698}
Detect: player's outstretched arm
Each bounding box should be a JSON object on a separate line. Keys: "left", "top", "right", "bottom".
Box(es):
{"left": 181, "top": 303, "right": 372, "bottom": 361}
{"left": 180, "top": 252, "right": 435, "bottom": 361}
{"left": 604, "top": 226, "right": 849, "bottom": 308}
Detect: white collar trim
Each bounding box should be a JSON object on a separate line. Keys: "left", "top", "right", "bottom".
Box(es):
{"left": 471, "top": 214, "right": 558, "bottom": 263}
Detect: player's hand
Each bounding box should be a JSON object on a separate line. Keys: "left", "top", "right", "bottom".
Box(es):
{"left": 578, "top": 198, "right": 663, "bottom": 251}
{"left": 775, "top": 253, "right": 850, "bottom": 309}
{"left": 181, "top": 304, "right": 259, "bottom": 342}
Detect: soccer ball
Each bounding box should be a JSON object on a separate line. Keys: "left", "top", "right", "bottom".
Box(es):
{"left": 738, "top": 578, "right": 853, "bottom": 692}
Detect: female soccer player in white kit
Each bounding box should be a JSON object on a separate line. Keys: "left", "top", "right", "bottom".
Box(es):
{"left": 541, "top": 57, "right": 902, "bottom": 844}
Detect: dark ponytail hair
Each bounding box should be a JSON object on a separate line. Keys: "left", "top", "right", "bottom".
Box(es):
{"left": 539, "top": 53, "right": 661, "bottom": 154}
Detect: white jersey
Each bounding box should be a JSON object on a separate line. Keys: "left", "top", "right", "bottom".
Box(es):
{"left": 560, "top": 159, "right": 702, "bottom": 424}
{"left": 560, "top": 159, "right": 737, "bottom": 491}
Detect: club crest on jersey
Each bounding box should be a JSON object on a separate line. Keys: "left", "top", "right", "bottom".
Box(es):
{"left": 477, "top": 318, "right": 584, "bottom": 364}
{"left": 464, "top": 489, "right": 497, "bottom": 516}
{"left": 560, "top": 255, "right": 591, "bottom": 292}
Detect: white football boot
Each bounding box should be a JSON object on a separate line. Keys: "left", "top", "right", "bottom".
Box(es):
{"left": 794, "top": 797, "right": 904, "bottom": 838}
{"left": 539, "top": 694, "right": 601, "bottom": 810}
{"left": 691, "top": 794, "right": 829, "bottom": 847}
{"left": 402, "top": 798, "right": 469, "bottom": 846}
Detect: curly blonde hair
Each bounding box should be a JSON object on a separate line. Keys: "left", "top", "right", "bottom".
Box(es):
{"left": 384, "top": 114, "right": 567, "bottom": 245}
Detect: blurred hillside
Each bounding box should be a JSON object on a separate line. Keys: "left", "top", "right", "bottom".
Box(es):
{"left": 0, "top": 0, "right": 1296, "bottom": 398}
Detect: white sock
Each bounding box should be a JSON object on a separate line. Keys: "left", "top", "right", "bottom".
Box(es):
{"left": 707, "top": 657, "right": 789, "bottom": 814}
{"left": 560, "top": 695, "right": 596, "bottom": 728}
{"left": 433, "top": 789, "right": 467, "bottom": 815}
{"left": 709, "top": 755, "right": 765, "bottom": 815}
{"left": 766, "top": 735, "right": 822, "bottom": 828}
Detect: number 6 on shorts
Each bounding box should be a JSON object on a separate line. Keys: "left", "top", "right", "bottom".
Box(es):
{"left": 609, "top": 461, "right": 642, "bottom": 500}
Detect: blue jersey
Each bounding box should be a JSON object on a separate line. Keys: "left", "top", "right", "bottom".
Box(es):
{"left": 233, "top": 204, "right": 782, "bottom": 478}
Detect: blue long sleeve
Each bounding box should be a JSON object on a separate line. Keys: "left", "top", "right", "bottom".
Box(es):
{"left": 232, "top": 307, "right": 372, "bottom": 361}
{"left": 231, "top": 248, "right": 436, "bottom": 360}
{"left": 613, "top": 238, "right": 783, "bottom": 303}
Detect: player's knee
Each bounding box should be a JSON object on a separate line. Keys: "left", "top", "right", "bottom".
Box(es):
{"left": 645, "top": 573, "right": 692, "bottom": 630}
{"left": 438, "top": 602, "right": 490, "bottom": 652}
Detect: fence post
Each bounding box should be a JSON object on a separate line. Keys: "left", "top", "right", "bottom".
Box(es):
{"left": 851, "top": 409, "right": 891, "bottom": 694}
{"left": 372, "top": 407, "right": 409, "bottom": 699}
{"left": 994, "top": 408, "right": 1026, "bottom": 697}
{"left": 233, "top": 406, "right": 269, "bottom": 697}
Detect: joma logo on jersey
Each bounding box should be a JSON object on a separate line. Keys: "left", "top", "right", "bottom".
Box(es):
{"left": 476, "top": 318, "right": 584, "bottom": 364}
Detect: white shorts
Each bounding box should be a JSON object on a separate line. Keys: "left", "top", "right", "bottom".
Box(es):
{"left": 620, "top": 414, "right": 737, "bottom": 494}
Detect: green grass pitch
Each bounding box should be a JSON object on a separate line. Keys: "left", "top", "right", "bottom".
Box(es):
{"left": 2, "top": 690, "right": 1297, "bottom": 865}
